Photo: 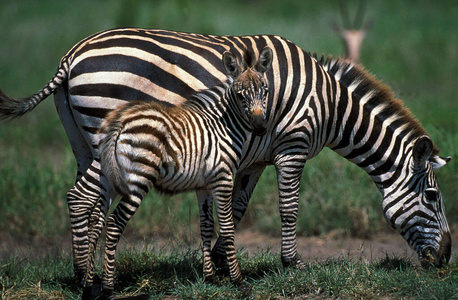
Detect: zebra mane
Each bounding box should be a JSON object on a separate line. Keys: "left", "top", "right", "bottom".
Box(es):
{"left": 311, "top": 53, "right": 440, "bottom": 156}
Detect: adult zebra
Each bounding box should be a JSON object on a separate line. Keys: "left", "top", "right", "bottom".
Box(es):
{"left": 0, "top": 29, "right": 452, "bottom": 278}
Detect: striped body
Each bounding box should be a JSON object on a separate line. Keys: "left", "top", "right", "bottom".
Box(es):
{"left": 102, "top": 100, "right": 242, "bottom": 195}
{"left": 0, "top": 28, "right": 451, "bottom": 282}
{"left": 81, "top": 52, "right": 272, "bottom": 296}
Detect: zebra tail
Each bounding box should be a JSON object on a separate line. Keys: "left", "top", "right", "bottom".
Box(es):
{"left": 99, "top": 108, "right": 131, "bottom": 196}
{"left": 0, "top": 60, "right": 68, "bottom": 119}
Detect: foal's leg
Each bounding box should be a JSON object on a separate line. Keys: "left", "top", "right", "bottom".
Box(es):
{"left": 196, "top": 190, "right": 215, "bottom": 281}
{"left": 211, "top": 164, "right": 266, "bottom": 269}
{"left": 211, "top": 178, "right": 243, "bottom": 286}
{"left": 101, "top": 195, "right": 143, "bottom": 299}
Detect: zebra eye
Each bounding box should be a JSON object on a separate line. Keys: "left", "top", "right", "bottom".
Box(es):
{"left": 424, "top": 188, "right": 438, "bottom": 201}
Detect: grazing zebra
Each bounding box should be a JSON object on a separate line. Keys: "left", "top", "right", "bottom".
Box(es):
{"left": 0, "top": 29, "right": 451, "bottom": 277}
{"left": 80, "top": 48, "right": 273, "bottom": 298}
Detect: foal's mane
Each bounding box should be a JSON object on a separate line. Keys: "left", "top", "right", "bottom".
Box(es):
{"left": 312, "top": 53, "right": 439, "bottom": 155}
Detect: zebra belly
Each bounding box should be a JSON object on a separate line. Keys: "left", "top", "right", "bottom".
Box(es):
{"left": 126, "top": 161, "right": 217, "bottom": 196}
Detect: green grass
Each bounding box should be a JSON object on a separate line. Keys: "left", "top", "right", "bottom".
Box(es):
{"left": 1, "top": 1, "right": 456, "bottom": 298}
{"left": 1, "top": 249, "right": 457, "bottom": 299}
{"left": 0, "top": 0, "right": 457, "bottom": 243}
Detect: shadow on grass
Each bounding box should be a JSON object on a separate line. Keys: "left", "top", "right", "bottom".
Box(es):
{"left": 374, "top": 254, "right": 415, "bottom": 271}
{"left": 112, "top": 247, "right": 283, "bottom": 297}
{"left": 0, "top": 247, "right": 281, "bottom": 299}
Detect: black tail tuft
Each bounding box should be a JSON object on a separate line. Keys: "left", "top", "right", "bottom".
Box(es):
{"left": 0, "top": 89, "right": 33, "bottom": 119}
{"left": 0, "top": 61, "right": 68, "bottom": 119}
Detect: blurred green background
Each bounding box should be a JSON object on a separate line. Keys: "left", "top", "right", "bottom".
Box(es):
{"left": 0, "top": 0, "right": 456, "bottom": 246}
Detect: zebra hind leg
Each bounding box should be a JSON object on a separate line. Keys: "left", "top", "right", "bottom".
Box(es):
{"left": 66, "top": 168, "right": 101, "bottom": 282}
{"left": 54, "top": 86, "right": 98, "bottom": 281}
{"left": 101, "top": 196, "right": 142, "bottom": 299}
{"left": 81, "top": 196, "right": 109, "bottom": 299}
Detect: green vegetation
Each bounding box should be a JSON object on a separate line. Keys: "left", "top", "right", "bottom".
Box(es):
{"left": 1, "top": 249, "right": 457, "bottom": 299}
{"left": 0, "top": 2, "right": 457, "bottom": 297}
{"left": 1, "top": 0, "right": 456, "bottom": 241}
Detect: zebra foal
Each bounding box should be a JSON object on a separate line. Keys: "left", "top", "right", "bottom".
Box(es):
{"left": 81, "top": 48, "right": 273, "bottom": 298}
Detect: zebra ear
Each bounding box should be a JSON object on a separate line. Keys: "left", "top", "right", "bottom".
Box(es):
{"left": 429, "top": 155, "right": 451, "bottom": 170}
{"left": 413, "top": 135, "right": 434, "bottom": 166}
{"left": 222, "top": 51, "right": 240, "bottom": 78}
{"left": 255, "top": 47, "right": 273, "bottom": 73}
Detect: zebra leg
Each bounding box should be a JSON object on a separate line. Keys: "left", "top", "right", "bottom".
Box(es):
{"left": 196, "top": 190, "right": 215, "bottom": 281}
{"left": 54, "top": 87, "right": 98, "bottom": 280}
{"left": 101, "top": 196, "right": 142, "bottom": 299}
{"left": 211, "top": 164, "right": 266, "bottom": 270}
{"left": 66, "top": 161, "right": 102, "bottom": 281}
{"left": 54, "top": 86, "right": 93, "bottom": 182}
{"left": 275, "top": 157, "right": 306, "bottom": 268}
{"left": 212, "top": 180, "right": 244, "bottom": 287}
{"left": 82, "top": 195, "right": 109, "bottom": 299}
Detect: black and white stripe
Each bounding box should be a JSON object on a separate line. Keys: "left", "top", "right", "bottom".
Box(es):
{"left": 0, "top": 28, "right": 451, "bottom": 282}
{"left": 80, "top": 50, "right": 272, "bottom": 297}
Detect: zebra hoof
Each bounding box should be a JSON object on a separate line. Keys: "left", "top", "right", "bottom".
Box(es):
{"left": 101, "top": 289, "right": 115, "bottom": 300}
{"left": 238, "top": 281, "right": 251, "bottom": 297}
{"left": 281, "top": 253, "right": 305, "bottom": 269}
{"left": 203, "top": 266, "right": 216, "bottom": 283}
{"left": 211, "top": 251, "right": 230, "bottom": 276}
{"left": 203, "top": 273, "right": 216, "bottom": 283}
{"left": 75, "top": 272, "right": 85, "bottom": 287}
{"left": 82, "top": 283, "right": 104, "bottom": 300}
{"left": 81, "top": 286, "right": 93, "bottom": 300}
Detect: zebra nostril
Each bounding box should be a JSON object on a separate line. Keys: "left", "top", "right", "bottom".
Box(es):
{"left": 251, "top": 112, "right": 267, "bottom": 136}
{"left": 419, "top": 237, "right": 450, "bottom": 269}
{"left": 420, "top": 247, "right": 438, "bottom": 269}
{"left": 437, "top": 231, "right": 452, "bottom": 266}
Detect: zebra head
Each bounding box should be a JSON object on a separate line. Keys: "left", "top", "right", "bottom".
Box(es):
{"left": 222, "top": 47, "right": 273, "bottom": 135}
{"left": 382, "top": 135, "right": 452, "bottom": 268}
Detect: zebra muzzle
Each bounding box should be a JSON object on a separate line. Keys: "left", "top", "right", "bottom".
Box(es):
{"left": 420, "top": 231, "right": 451, "bottom": 269}
{"left": 251, "top": 107, "right": 267, "bottom": 135}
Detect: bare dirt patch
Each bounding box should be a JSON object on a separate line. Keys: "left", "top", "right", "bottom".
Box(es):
{"left": 236, "top": 230, "right": 418, "bottom": 262}
{"left": 2, "top": 229, "right": 457, "bottom": 264}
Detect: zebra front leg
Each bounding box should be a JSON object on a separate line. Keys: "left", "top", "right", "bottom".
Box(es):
{"left": 196, "top": 190, "right": 215, "bottom": 281}
{"left": 211, "top": 164, "right": 266, "bottom": 271}
{"left": 212, "top": 180, "right": 244, "bottom": 288}
{"left": 275, "top": 158, "right": 306, "bottom": 269}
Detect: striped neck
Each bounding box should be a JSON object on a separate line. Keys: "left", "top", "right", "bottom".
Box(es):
{"left": 185, "top": 81, "right": 253, "bottom": 135}
{"left": 321, "top": 58, "right": 434, "bottom": 192}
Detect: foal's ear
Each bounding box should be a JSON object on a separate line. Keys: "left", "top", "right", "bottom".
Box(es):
{"left": 255, "top": 47, "right": 273, "bottom": 73}
{"left": 222, "top": 51, "right": 240, "bottom": 78}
